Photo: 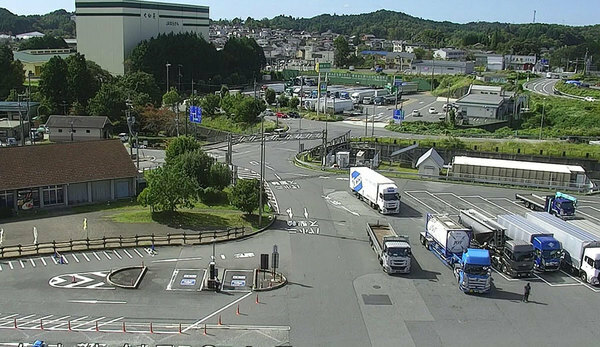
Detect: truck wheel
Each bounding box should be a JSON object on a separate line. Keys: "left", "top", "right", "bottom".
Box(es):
{"left": 420, "top": 235, "right": 426, "bottom": 246}
{"left": 580, "top": 272, "right": 587, "bottom": 283}
{"left": 501, "top": 264, "right": 507, "bottom": 274}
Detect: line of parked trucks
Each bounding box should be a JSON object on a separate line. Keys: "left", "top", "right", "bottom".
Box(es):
{"left": 353, "top": 167, "right": 600, "bottom": 294}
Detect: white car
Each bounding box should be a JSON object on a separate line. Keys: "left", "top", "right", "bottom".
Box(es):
{"left": 428, "top": 107, "right": 437, "bottom": 114}
{"left": 411, "top": 110, "right": 421, "bottom": 117}
{"left": 584, "top": 96, "right": 596, "bottom": 102}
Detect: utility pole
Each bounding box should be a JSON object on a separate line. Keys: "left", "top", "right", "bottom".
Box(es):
{"left": 165, "top": 62, "right": 171, "bottom": 92}
{"left": 177, "top": 64, "right": 183, "bottom": 92}
{"left": 18, "top": 94, "right": 25, "bottom": 146}
{"left": 27, "top": 72, "right": 32, "bottom": 144}
{"left": 258, "top": 114, "right": 265, "bottom": 227}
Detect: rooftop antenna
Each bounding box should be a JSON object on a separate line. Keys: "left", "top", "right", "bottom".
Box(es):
{"left": 532, "top": 10, "right": 536, "bottom": 23}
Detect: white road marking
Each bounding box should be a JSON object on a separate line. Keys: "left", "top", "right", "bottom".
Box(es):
{"left": 152, "top": 256, "right": 203, "bottom": 263}
{"left": 19, "top": 260, "right": 24, "bottom": 269}
{"left": 72, "top": 254, "right": 79, "bottom": 263}
{"left": 43, "top": 315, "right": 70, "bottom": 325}
{"left": 93, "top": 252, "right": 101, "bottom": 261}
{"left": 220, "top": 254, "right": 226, "bottom": 260}
{"left": 8, "top": 261, "right": 13, "bottom": 270}
{"left": 533, "top": 273, "right": 582, "bottom": 287}
{"left": 435, "top": 193, "right": 495, "bottom": 218}
{"left": 40, "top": 257, "right": 47, "bottom": 266}
{"left": 62, "top": 255, "right": 68, "bottom": 264}
{"left": 234, "top": 252, "right": 255, "bottom": 258}
{"left": 113, "top": 250, "right": 122, "bottom": 259}
{"left": 51, "top": 315, "right": 88, "bottom": 329}
{"left": 476, "top": 196, "right": 515, "bottom": 214}
{"left": 21, "top": 314, "right": 53, "bottom": 327}
{"left": 72, "top": 316, "right": 106, "bottom": 329}
{"left": 103, "top": 251, "right": 112, "bottom": 260}
{"left": 29, "top": 259, "right": 35, "bottom": 267}
{"left": 576, "top": 211, "right": 600, "bottom": 224}
{"left": 166, "top": 269, "right": 179, "bottom": 291}
{"left": 183, "top": 292, "right": 253, "bottom": 333}
{"left": 123, "top": 249, "right": 133, "bottom": 259}
{"left": 51, "top": 256, "right": 58, "bottom": 265}
{"left": 0, "top": 264, "right": 2, "bottom": 271}
{"left": 68, "top": 300, "right": 126, "bottom": 304}
{"left": 93, "top": 316, "right": 124, "bottom": 329}
{"left": 133, "top": 249, "right": 144, "bottom": 258}
{"left": 341, "top": 206, "right": 359, "bottom": 216}
{"left": 82, "top": 253, "right": 90, "bottom": 262}
{"left": 403, "top": 191, "right": 439, "bottom": 214}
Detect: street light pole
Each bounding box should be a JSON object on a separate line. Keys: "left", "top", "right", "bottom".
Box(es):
{"left": 258, "top": 114, "right": 265, "bottom": 227}
{"left": 177, "top": 64, "right": 183, "bottom": 92}
{"left": 165, "top": 62, "right": 171, "bottom": 92}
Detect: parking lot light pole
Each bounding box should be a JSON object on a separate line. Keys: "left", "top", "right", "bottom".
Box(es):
{"left": 165, "top": 62, "right": 171, "bottom": 92}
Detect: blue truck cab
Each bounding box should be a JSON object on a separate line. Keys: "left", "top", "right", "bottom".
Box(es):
{"left": 546, "top": 192, "right": 577, "bottom": 217}
{"left": 531, "top": 235, "right": 562, "bottom": 271}
{"left": 455, "top": 248, "right": 492, "bottom": 294}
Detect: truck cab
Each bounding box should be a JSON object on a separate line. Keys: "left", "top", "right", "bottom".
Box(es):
{"left": 501, "top": 240, "right": 534, "bottom": 277}
{"left": 579, "top": 248, "right": 600, "bottom": 285}
{"left": 531, "top": 235, "right": 562, "bottom": 271}
{"left": 382, "top": 237, "right": 412, "bottom": 274}
{"left": 545, "top": 192, "right": 577, "bottom": 218}
{"left": 378, "top": 185, "right": 400, "bottom": 214}
{"left": 455, "top": 248, "right": 492, "bottom": 294}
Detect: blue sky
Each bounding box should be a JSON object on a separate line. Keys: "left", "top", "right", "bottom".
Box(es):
{"left": 2, "top": 0, "right": 598, "bottom": 26}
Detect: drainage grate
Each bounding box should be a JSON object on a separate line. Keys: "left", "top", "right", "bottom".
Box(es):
{"left": 362, "top": 294, "right": 392, "bottom": 305}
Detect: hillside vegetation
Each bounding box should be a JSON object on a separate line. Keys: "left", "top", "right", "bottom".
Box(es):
{"left": 0, "top": 8, "right": 74, "bottom": 37}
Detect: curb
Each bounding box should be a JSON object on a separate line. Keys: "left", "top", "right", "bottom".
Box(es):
{"left": 252, "top": 268, "right": 288, "bottom": 292}
{"left": 106, "top": 265, "right": 147, "bottom": 289}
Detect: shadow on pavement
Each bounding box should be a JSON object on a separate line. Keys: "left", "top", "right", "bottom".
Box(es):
{"left": 488, "top": 285, "right": 546, "bottom": 304}
{"left": 397, "top": 203, "right": 423, "bottom": 218}
{"left": 404, "top": 259, "right": 441, "bottom": 281}
{"left": 287, "top": 281, "right": 313, "bottom": 288}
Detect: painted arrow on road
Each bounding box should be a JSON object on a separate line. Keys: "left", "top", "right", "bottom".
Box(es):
{"left": 286, "top": 207, "right": 293, "bottom": 219}
{"left": 304, "top": 208, "right": 309, "bottom": 219}
{"left": 48, "top": 271, "right": 113, "bottom": 290}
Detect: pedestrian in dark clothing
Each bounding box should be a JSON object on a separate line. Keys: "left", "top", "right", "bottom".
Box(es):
{"left": 523, "top": 282, "right": 531, "bottom": 302}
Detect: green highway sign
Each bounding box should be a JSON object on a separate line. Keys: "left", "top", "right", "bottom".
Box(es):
{"left": 315, "top": 62, "right": 332, "bottom": 73}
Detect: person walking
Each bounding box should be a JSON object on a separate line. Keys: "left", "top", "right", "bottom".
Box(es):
{"left": 523, "top": 282, "right": 531, "bottom": 302}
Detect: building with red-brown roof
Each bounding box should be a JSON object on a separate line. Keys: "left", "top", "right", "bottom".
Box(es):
{"left": 0, "top": 139, "right": 137, "bottom": 212}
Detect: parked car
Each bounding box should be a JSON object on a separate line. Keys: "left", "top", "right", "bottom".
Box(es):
{"left": 288, "top": 111, "right": 301, "bottom": 118}
{"left": 411, "top": 110, "right": 421, "bottom": 117}
{"left": 363, "top": 96, "right": 373, "bottom": 104}
{"left": 373, "top": 96, "right": 385, "bottom": 105}
{"left": 428, "top": 107, "right": 438, "bottom": 114}
{"left": 7, "top": 137, "right": 17, "bottom": 146}
{"left": 276, "top": 112, "right": 288, "bottom": 118}
{"left": 584, "top": 96, "right": 596, "bottom": 102}
{"left": 118, "top": 133, "right": 129, "bottom": 142}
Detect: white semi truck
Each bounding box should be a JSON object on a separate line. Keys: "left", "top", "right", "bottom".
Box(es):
{"left": 350, "top": 90, "right": 376, "bottom": 104}
{"left": 366, "top": 222, "right": 411, "bottom": 274}
{"left": 527, "top": 212, "right": 600, "bottom": 285}
{"left": 350, "top": 167, "right": 400, "bottom": 214}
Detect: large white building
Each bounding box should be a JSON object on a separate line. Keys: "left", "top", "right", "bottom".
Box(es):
{"left": 76, "top": 0, "right": 209, "bottom": 75}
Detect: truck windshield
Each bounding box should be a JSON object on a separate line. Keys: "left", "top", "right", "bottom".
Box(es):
{"left": 542, "top": 250, "right": 561, "bottom": 259}
{"left": 388, "top": 247, "right": 410, "bottom": 257}
{"left": 513, "top": 251, "right": 534, "bottom": 262}
{"left": 383, "top": 193, "right": 399, "bottom": 201}
{"left": 464, "top": 264, "right": 490, "bottom": 276}
{"left": 594, "top": 260, "right": 600, "bottom": 270}
{"left": 559, "top": 201, "right": 574, "bottom": 210}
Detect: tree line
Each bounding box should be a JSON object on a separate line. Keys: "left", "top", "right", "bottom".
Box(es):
{"left": 0, "top": 8, "right": 75, "bottom": 37}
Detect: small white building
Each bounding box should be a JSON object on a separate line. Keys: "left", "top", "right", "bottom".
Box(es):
{"left": 416, "top": 148, "right": 444, "bottom": 176}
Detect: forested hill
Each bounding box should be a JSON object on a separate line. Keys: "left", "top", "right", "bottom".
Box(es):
{"left": 0, "top": 8, "right": 75, "bottom": 37}
{"left": 229, "top": 9, "right": 600, "bottom": 56}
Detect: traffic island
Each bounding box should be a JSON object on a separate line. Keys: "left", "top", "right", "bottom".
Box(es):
{"left": 107, "top": 265, "right": 147, "bottom": 289}
{"left": 253, "top": 269, "right": 287, "bottom": 291}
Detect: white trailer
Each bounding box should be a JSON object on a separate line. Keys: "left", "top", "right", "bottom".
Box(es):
{"left": 323, "top": 98, "right": 354, "bottom": 113}
{"left": 350, "top": 89, "right": 375, "bottom": 104}
{"left": 264, "top": 83, "right": 286, "bottom": 94}
{"left": 527, "top": 212, "right": 600, "bottom": 284}
{"left": 350, "top": 167, "right": 400, "bottom": 214}
{"left": 367, "top": 222, "right": 411, "bottom": 274}
{"left": 397, "top": 82, "right": 418, "bottom": 94}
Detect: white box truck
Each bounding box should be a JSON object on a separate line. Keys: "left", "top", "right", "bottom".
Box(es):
{"left": 367, "top": 222, "right": 411, "bottom": 274}
{"left": 350, "top": 167, "right": 400, "bottom": 214}
{"left": 527, "top": 212, "right": 600, "bottom": 284}
{"left": 350, "top": 90, "right": 375, "bottom": 104}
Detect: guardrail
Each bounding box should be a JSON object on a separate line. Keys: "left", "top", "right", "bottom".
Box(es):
{"left": 0, "top": 227, "right": 248, "bottom": 260}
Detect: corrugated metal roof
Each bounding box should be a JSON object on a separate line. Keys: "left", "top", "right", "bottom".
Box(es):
{"left": 453, "top": 156, "right": 585, "bottom": 174}
{"left": 416, "top": 148, "right": 444, "bottom": 168}
{"left": 12, "top": 50, "right": 73, "bottom": 63}
{"left": 46, "top": 115, "right": 110, "bottom": 129}
{"left": 456, "top": 93, "right": 505, "bottom": 107}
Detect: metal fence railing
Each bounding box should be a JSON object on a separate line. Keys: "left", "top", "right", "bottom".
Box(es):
{"left": 0, "top": 227, "right": 248, "bottom": 259}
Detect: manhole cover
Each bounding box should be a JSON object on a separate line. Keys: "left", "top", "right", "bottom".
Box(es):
{"left": 373, "top": 285, "right": 381, "bottom": 289}
{"left": 362, "top": 294, "right": 392, "bottom": 305}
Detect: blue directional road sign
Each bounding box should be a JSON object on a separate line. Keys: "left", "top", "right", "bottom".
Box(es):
{"left": 392, "top": 109, "right": 404, "bottom": 124}
{"left": 189, "top": 106, "right": 202, "bottom": 124}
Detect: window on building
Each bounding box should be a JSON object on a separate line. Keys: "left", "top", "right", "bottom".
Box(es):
{"left": 86, "top": 130, "right": 90, "bottom": 133}
{"left": 58, "top": 129, "right": 63, "bottom": 133}
{"left": 43, "top": 185, "right": 64, "bottom": 206}
{"left": 0, "top": 190, "right": 14, "bottom": 208}
{"left": 72, "top": 129, "right": 76, "bottom": 133}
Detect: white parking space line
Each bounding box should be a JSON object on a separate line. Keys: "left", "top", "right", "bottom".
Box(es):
{"left": 19, "top": 260, "right": 24, "bottom": 269}
{"left": 476, "top": 197, "right": 515, "bottom": 214}
{"left": 220, "top": 254, "right": 226, "bottom": 260}
{"left": 0, "top": 314, "right": 19, "bottom": 320}
{"left": 8, "top": 261, "right": 13, "bottom": 270}
{"left": 403, "top": 191, "right": 439, "bottom": 214}
{"left": 532, "top": 273, "right": 582, "bottom": 287}
{"left": 577, "top": 211, "right": 600, "bottom": 224}
{"left": 166, "top": 269, "right": 179, "bottom": 291}
{"left": 93, "top": 252, "right": 101, "bottom": 261}
{"left": 183, "top": 292, "right": 253, "bottom": 333}
{"left": 133, "top": 249, "right": 144, "bottom": 258}
{"left": 43, "top": 315, "right": 70, "bottom": 325}
{"left": 0, "top": 264, "right": 2, "bottom": 271}
{"left": 93, "top": 316, "right": 124, "bottom": 330}
{"left": 62, "top": 256, "right": 68, "bottom": 264}
{"left": 51, "top": 256, "right": 58, "bottom": 265}
{"left": 72, "top": 254, "right": 79, "bottom": 263}
{"left": 82, "top": 253, "right": 90, "bottom": 262}
{"left": 40, "top": 257, "right": 47, "bottom": 266}
{"left": 29, "top": 259, "right": 35, "bottom": 267}
{"left": 580, "top": 205, "right": 600, "bottom": 212}
{"left": 123, "top": 249, "right": 133, "bottom": 259}
{"left": 51, "top": 315, "right": 88, "bottom": 329}
{"left": 102, "top": 251, "right": 112, "bottom": 260}
{"left": 436, "top": 193, "right": 495, "bottom": 218}
{"left": 113, "top": 250, "right": 122, "bottom": 259}
{"left": 21, "top": 314, "right": 53, "bottom": 327}
{"left": 72, "top": 316, "right": 105, "bottom": 329}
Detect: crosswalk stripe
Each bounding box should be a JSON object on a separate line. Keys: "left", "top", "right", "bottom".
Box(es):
{"left": 0, "top": 264, "right": 2, "bottom": 271}
{"left": 133, "top": 249, "right": 144, "bottom": 258}
{"left": 44, "top": 315, "right": 70, "bottom": 325}
{"left": 29, "top": 259, "right": 35, "bottom": 267}
{"left": 93, "top": 252, "right": 101, "bottom": 261}
{"left": 51, "top": 256, "right": 58, "bottom": 265}
{"left": 95, "top": 316, "right": 123, "bottom": 328}
{"left": 19, "top": 260, "right": 25, "bottom": 269}
{"left": 103, "top": 251, "right": 112, "bottom": 260}
{"left": 123, "top": 249, "right": 133, "bottom": 259}
{"left": 72, "top": 316, "right": 105, "bottom": 329}
{"left": 113, "top": 250, "right": 122, "bottom": 259}
{"left": 82, "top": 253, "right": 90, "bottom": 262}
{"left": 72, "top": 254, "right": 80, "bottom": 263}
{"left": 40, "top": 257, "right": 47, "bottom": 266}
{"left": 62, "top": 255, "right": 68, "bottom": 264}
{"left": 9, "top": 261, "right": 13, "bottom": 270}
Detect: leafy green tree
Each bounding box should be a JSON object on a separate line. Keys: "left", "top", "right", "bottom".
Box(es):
{"left": 39, "top": 55, "right": 69, "bottom": 114}
{"left": 0, "top": 46, "right": 24, "bottom": 100}
{"left": 220, "top": 85, "right": 229, "bottom": 97}
{"left": 290, "top": 96, "right": 300, "bottom": 109}
{"left": 229, "top": 178, "right": 263, "bottom": 215}
{"left": 121, "top": 71, "right": 162, "bottom": 106}
{"left": 234, "top": 97, "right": 266, "bottom": 123}
{"left": 200, "top": 94, "right": 221, "bottom": 117}
{"left": 209, "top": 163, "right": 232, "bottom": 190}
{"left": 87, "top": 83, "right": 126, "bottom": 122}
{"left": 162, "top": 87, "right": 181, "bottom": 109}
{"left": 334, "top": 36, "right": 350, "bottom": 67}
{"left": 137, "top": 165, "right": 197, "bottom": 212}
{"left": 172, "top": 149, "right": 214, "bottom": 188}
{"left": 264, "top": 88, "right": 276, "bottom": 105}
{"left": 220, "top": 92, "right": 244, "bottom": 115}
{"left": 19, "top": 35, "right": 68, "bottom": 50}
{"left": 277, "top": 94, "right": 289, "bottom": 107}
{"left": 65, "top": 53, "right": 96, "bottom": 112}
{"left": 165, "top": 136, "right": 201, "bottom": 163}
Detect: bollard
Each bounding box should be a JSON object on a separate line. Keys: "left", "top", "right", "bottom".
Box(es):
{"left": 68, "top": 320, "right": 71, "bottom": 331}
{"left": 95, "top": 321, "right": 99, "bottom": 332}
{"left": 122, "top": 321, "right": 126, "bottom": 332}
{"left": 72, "top": 275, "right": 77, "bottom": 283}
{"left": 178, "top": 323, "right": 182, "bottom": 334}
{"left": 236, "top": 304, "right": 240, "bottom": 316}
{"left": 218, "top": 315, "right": 222, "bottom": 326}
{"left": 255, "top": 294, "right": 259, "bottom": 304}
{"left": 40, "top": 319, "right": 43, "bottom": 330}
{"left": 150, "top": 322, "right": 153, "bottom": 333}
{"left": 131, "top": 279, "right": 134, "bottom": 286}
{"left": 13, "top": 318, "right": 17, "bottom": 329}
{"left": 203, "top": 323, "right": 207, "bottom": 335}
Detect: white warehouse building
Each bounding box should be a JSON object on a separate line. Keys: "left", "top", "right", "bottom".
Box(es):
{"left": 76, "top": 0, "right": 209, "bottom": 75}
